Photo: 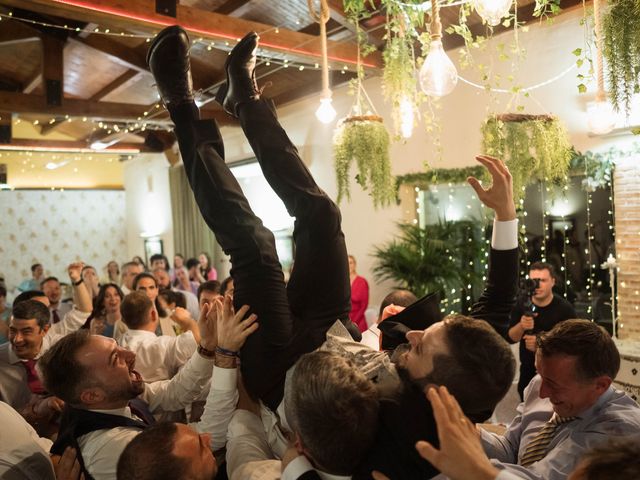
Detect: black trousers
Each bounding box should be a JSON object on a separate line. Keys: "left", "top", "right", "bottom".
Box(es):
{"left": 170, "top": 100, "right": 351, "bottom": 409}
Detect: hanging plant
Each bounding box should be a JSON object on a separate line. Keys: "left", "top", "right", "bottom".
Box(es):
{"left": 396, "top": 166, "right": 487, "bottom": 192}
{"left": 332, "top": 5, "right": 394, "bottom": 208}
{"left": 333, "top": 114, "right": 394, "bottom": 207}
{"left": 481, "top": 113, "right": 573, "bottom": 203}
{"left": 602, "top": 0, "right": 640, "bottom": 115}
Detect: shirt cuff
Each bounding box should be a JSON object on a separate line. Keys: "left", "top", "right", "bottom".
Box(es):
{"left": 281, "top": 455, "right": 314, "bottom": 480}
{"left": 211, "top": 365, "right": 237, "bottom": 391}
{"left": 191, "top": 350, "right": 215, "bottom": 371}
{"left": 491, "top": 218, "right": 518, "bottom": 250}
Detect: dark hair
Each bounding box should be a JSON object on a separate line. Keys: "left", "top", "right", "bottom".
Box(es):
{"left": 159, "top": 289, "right": 186, "bottom": 309}
{"left": 431, "top": 315, "right": 515, "bottom": 418}
{"left": 198, "top": 252, "right": 213, "bottom": 277}
{"left": 13, "top": 290, "right": 47, "bottom": 305}
{"left": 185, "top": 258, "right": 199, "bottom": 270}
{"left": 40, "top": 276, "right": 59, "bottom": 288}
{"left": 537, "top": 319, "right": 619, "bottom": 380}
{"left": 39, "top": 329, "right": 95, "bottom": 405}
{"left": 132, "top": 256, "right": 147, "bottom": 269}
{"left": 149, "top": 254, "right": 169, "bottom": 270}
{"left": 85, "top": 283, "right": 124, "bottom": 327}
{"left": 133, "top": 273, "right": 166, "bottom": 317}
{"left": 12, "top": 300, "right": 50, "bottom": 330}
{"left": 0, "top": 285, "right": 6, "bottom": 298}
{"left": 287, "top": 350, "right": 379, "bottom": 475}
{"left": 220, "top": 277, "right": 233, "bottom": 296}
{"left": 121, "top": 291, "right": 153, "bottom": 330}
{"left": 378, "top": 289, "right": 417, "bottom": 317}
{"left": 117, "top": 423, "right": 189, "bottom": 480}
{"left": 31, "top": 263, "right": 42, "bottom": 273}
{"left": 82, "top": 265, "right": 97, "bottom": 274}
{"left": 529, "top": 261, "right": 555, "bottom": 277}
{"left": 197, "top": 280, "right": 221, "bottom": 301}
{"left": 575, "top": 436, "right": 640, "bottom": 480}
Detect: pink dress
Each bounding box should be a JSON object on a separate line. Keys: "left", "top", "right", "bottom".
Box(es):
{"left": 350, "top": 275, "right": 370, "bottom": 332}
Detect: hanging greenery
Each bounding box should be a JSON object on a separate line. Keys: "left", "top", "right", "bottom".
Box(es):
{"left": 396, "top": 166, "right": 487, "bottom": 192}
{"left": 372, "top": 220, "right": 485, "bottom": 314}
{"left": 481, "top": 114, "right": 573, "bottom": 203}
{"left": 333, "top": 116, "right": 394, "bottom": 207}
{"left": 602, "top": 0, "right": 640, "bottom": 115}
{"left": 570, "top": 142, "right": 640, "bottom": 190}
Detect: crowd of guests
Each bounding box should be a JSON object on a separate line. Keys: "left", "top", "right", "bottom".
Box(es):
{"left": 1, "top": 25, "right": 640, "bottom": 480}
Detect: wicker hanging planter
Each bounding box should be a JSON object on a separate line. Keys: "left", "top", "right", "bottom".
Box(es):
{"left": 481, "top": 113, "right": 573, "bottom": 203}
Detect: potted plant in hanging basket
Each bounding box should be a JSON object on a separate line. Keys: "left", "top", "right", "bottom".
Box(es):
{"left": 333, "top": 110, "right": 395, "bottom": 208}
{"left": 481, "top": 113, "right": 573, "bottom": 203}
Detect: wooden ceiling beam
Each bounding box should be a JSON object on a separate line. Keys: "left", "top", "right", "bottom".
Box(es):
{"left": 6, "top": 0, "right": 382, "bottom": 69}
{"left": 0, "top": 18, "right": 42, "bottom": 46}
{"left": 216, "top": 0, "right": 252, "bottom": 16}
{"left": 89, "top": 69, "right": 142, "bottom": 101}
{"left": 69, "top": 35, "right": 148, "bottom": 72}
{"left": 0, "top": 137, "right": 161, "bottom": 152}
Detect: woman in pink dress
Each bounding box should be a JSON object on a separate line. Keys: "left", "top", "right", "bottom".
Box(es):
{"left": 348, "top": 255, "right": 369, "bottom": 332}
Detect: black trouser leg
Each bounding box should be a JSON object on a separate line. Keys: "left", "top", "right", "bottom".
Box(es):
{"left": 169, "top": 103, "right": 293, "bottom": 402}
{"left": 238, "top": 100, "right": 351, "bottom": 351}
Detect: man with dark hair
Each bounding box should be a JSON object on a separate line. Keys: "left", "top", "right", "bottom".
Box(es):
{"left": 197, "top": 280, "right": 222, "bottom": 309}
{"left": 116, "top": 422, "right": 217, "bottom": 480}
{"left": 41, "top": 276, "right": 72, "bottom": 325}
{"left": 508, "top": 261, "right": 576, "bottom": 399}
{"left": 0, "top": 263, "right": 91, "bottom": 432}
{"left": 481, "top": 319, "right": 640, "bottom": 479}
{"left": 361, "top": 289, "right": 417, "bottom": 350}
{"left": 18, "top": 263, "right": 45, "bottom": 292}
{"left": 149, "top": 254, "right": 169, "bottom": 271}
{"left": 569, "top": 436, "right": 640, "bottom": 480}
{"left": 153, "top": 266, "right": 200, "bottom": 319}
{"left": 13, "top": 289, "right": 50, "bottom": 307}
{"left": 119, "top": 291, "right": 198, "bottom": 382}
{"left": 220, "top": 276, "right": 234, "bottom": 297}
{"left": 185, "top": 258, "right": 203, "bottom": 284}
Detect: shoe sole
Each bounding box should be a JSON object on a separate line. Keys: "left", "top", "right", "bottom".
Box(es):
{"left": 146, "top": 25, "right": 189, "bottom": 67}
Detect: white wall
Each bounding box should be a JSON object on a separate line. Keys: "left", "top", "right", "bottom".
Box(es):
{"left": 216, "top": 8, "right": 639, "bottom": 310}
{"left": 123, "top": 154, "right": 175, "bottom": 263}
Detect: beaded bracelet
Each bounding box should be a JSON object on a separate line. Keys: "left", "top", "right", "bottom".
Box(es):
{"left": 215, "top": 346, "right": 239, "bottom": 357}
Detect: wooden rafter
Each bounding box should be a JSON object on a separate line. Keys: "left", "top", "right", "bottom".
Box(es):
{"left": 3, "top": 0, "right": 383, "bottom": 69}
{"left": 0, "top": 138, "right": 161, "bottom": 152}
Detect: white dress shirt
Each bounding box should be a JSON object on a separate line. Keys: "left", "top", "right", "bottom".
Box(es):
{"left": 118, "top": 329, "right": 197, "bottom": 382}
{"left": 0, "top": 401, "right": 54, "bottom": 479}
{"left": 78, "top": 352, "right": 214, "bottom": 480}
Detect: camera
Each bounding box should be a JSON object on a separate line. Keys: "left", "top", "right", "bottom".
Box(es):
{"left": 518, "top": 277, "right": 540, "bottom": 334}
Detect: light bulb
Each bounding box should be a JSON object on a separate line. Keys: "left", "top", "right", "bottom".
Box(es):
{"left": 315, "top": 97, "right": 337, "bottom": 124}
{"left": 587, "top": 99, "right": 617, "bottom": 134}
{"left": 399, "top": 96, "right": 414, "bottom": 138}
{"left": 472, "top": 0, "right": 513, "bottom": 26}
{"left": 419, "top": 40, "right": 458, "bottom": 97}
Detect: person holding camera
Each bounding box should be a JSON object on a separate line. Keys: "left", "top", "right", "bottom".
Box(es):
{"left": 508, "top": 262, "right": 576, "bottom": 399}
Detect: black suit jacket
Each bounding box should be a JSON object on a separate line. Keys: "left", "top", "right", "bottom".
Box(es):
{"left": 354, "top": 247, "right": 519, "bottom": 479}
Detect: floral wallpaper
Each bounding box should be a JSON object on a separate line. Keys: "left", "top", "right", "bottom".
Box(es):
{"left": 0, "top": 190, "right": 127, "bottom": 291}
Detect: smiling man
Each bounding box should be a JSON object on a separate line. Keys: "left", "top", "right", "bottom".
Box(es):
{"left": 481, "top": 319, "right": 640, "bottom": 480}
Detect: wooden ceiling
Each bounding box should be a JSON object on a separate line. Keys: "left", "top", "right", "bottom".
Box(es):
{"left": 0, "top": 0, "right": 582, "bottom": 154}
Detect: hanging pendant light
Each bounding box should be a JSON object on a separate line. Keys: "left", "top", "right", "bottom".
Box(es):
{"left": 587, "top": 0, "right": 616, "bottom": 134}
{"left": 419, "top": 0, "right": 458, "bottom": 97}
{"left": 472, "top": 0, "right": 513, "bottom": 26}
{"left": 309, "top": 0, "right": 337, "bottom": 124}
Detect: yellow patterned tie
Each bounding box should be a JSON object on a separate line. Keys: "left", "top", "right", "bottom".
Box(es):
{"left": 520, "top": 413, "right": 576, "bottom": 467}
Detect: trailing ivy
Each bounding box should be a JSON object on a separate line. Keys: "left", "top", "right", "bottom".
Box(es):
{"left": 396, "top": 166, "right": 487, "bottom": 191}
{"left": 571, "top": 142, "right": 640, "bottom": 190}
{"left": 481, "top": 114, "right": 573, "bottom": 203}
{"left": 602, "top": 0, "right": 640, "bottom": 115}
{"left": 333, "top": 117, "right": 395, "bottom": 208}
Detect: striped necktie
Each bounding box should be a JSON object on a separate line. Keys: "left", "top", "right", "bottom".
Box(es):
{"left": 520, "top": 413, "right": 576, "bottom": 467}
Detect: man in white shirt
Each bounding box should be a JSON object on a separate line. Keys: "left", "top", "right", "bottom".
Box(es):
{"left": 39, "top": 300, "right": 222, "bottom": 480}
{"left": 119, "top": 291, "right": 198, "bottom": 382}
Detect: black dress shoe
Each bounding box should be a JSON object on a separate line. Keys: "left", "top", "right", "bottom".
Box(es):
{"left": 147, "top": 25, "right": 194, "bottom": 107}
{"left": 216, "top": 32, "right": 261, "bottom": 117}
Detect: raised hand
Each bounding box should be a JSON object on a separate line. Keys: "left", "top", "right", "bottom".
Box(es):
{"left": 216, "top": 295, "right": 258, "bottom": 353}
{"left": 467, "top": 155, "right": 516, "bottom": 221}
{"left": 198, "top": 301, "right": 218, "bottom": 351}
{"left": 67, "top": 262, "right": 84, "bottom": 283}
{"left": 416, "top": 386, "right": 499, "bottom": 480}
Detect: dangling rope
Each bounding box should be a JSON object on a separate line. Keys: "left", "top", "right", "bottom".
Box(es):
{"left": 308, "top": 0, "right": 331, "bottom": 100}
{"left": 593, "top": 0, "right": 606, "bottom": 103}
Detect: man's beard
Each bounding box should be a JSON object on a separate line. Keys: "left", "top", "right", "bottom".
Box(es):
{"left": 391, "top": 343, "right": 434, "bottom": 393}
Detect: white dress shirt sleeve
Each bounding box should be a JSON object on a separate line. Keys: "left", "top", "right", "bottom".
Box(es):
{"left": 226, "top": 409, "right": 275, "bottom": 480}
{"left": 47, "top": 307, "right": 89, "bottom": 337}
{"left": 281, "top": 455, "right": 315, "bottom": 480}
{"left": 192, "top": 365, "right": 238, "bottom": 451}
{"left": 491, "top": 218, "right": 518, "bottom": 250}
{"left": 142, "top": 351, "right": 213, "bottom": 412}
